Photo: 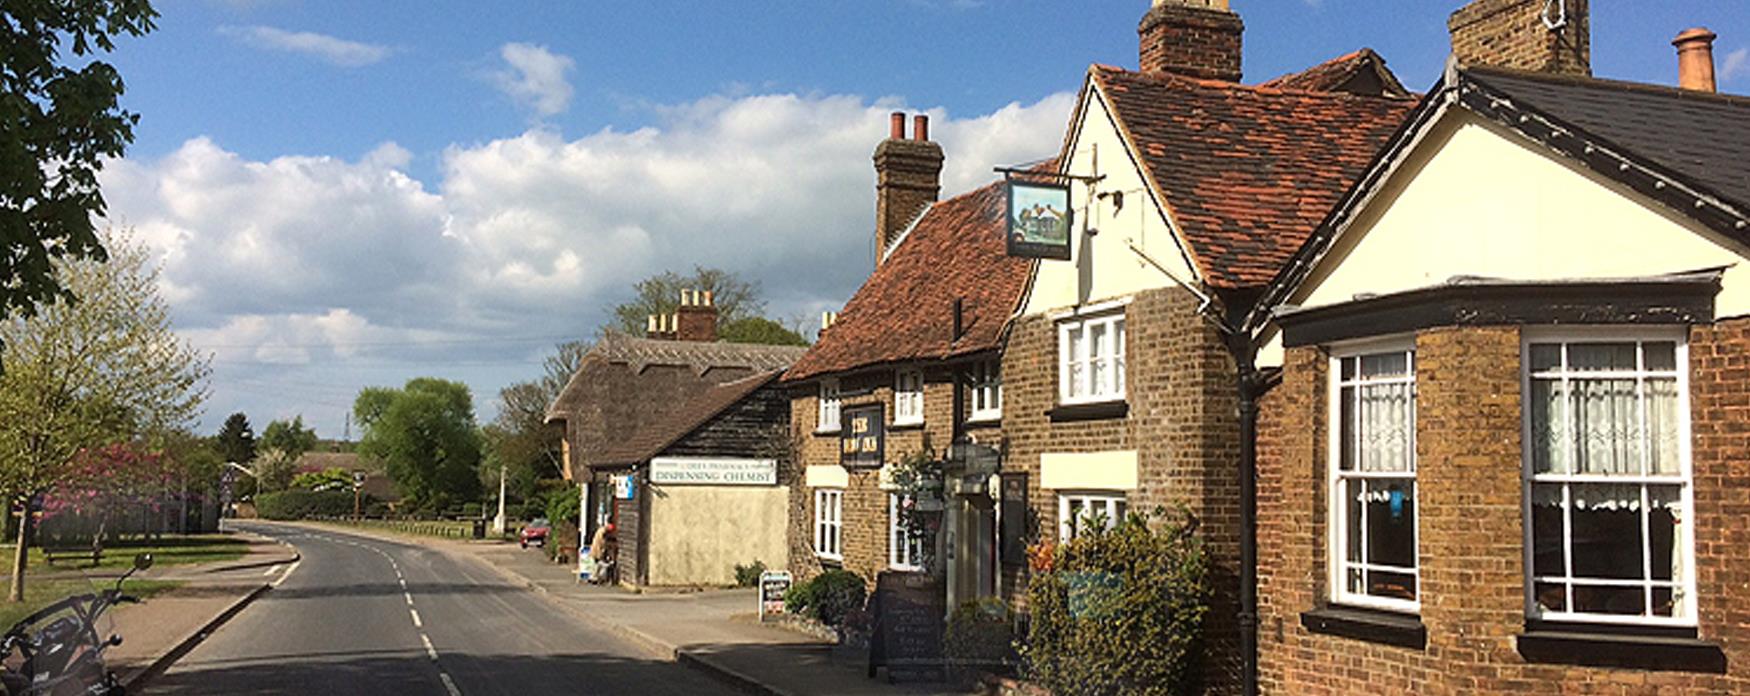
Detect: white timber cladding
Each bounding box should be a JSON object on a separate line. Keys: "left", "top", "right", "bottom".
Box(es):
{"left": 1040, "top": 451, "right": 1139, "bottom": 491}
{"left": 1281, "top": 111, "right": 1750, "bottom": 351}
{"left": 1521, "top": 327, "right": 1696, "bottom": 627}
{"left": 1327, "top": 340, "right": 1420, "bottom": 613}
{"left": 817, "top": 379, "right": 841, "bottom": 433}
{"left": 1022, "top": 80, "right": 1200, "bottom": 317}
{"left": 813, "top": 488, "right": 843, "bottom": 560}
{"left": 893, "top": 368, "right": 924, "bottom": 425}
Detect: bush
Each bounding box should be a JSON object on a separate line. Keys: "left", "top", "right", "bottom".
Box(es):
{"left": 783, "top": 569, "right": 867, "bottom": 626}
{"left": 545, "top": 485, "right": 580, "bottom": 527}
{"left": 1020, "top": 510, "right": 1209, "bottom": 696}
{"left": 461, "top": 502, "right": 483, "bottom": 519}
{"left": 546, "top": 520, "right": 579, "bottom": 563}
{"left": 256, "top": 490, "right": 356, "bottom": 520}
{"left": 946, "top": 598, "right": 1016, "bottom": 674}
{"left": 734, "top": 560, "right": 767, "bottom": 587}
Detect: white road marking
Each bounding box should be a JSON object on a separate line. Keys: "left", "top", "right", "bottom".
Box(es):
{"left": 262, "top": 565, "right": 281, "bottom": 577}
{"left": 271, "top": 560, "right": 301, "bottom": 588}
{"left": 410, "top": 608, "right": 423, "bottom": 628}
{"left": 421, "top": 633, "right": 438, "bottom": 660}
{"left": 399, "top": 578, "right": 408, "bottom": 590}
{"left": 438, "top": 672, "right": 462, "bottom": 696}
{"left": 404, "top": 592, "right": 414, "bottom": 606}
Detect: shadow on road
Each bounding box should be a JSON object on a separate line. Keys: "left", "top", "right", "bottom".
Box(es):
{"left": 144, "top": 649, "right": 738, "bottom": 696}
{"left": 260, "top": 581, "right": 521, "bottom": 601}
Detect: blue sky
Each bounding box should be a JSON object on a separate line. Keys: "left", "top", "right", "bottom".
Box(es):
{"left": 96, "top": 1, "right": 1748, "bottom": 438}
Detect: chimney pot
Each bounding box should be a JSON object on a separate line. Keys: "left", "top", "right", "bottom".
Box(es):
{"left": 889, "top": 112, "right": 906, "bottom": 140}
{"left": 913, "top": 114, "right": 929, "bottom": 142}
{"left": 1673, "top": 27, "right": 1718, "bottom": 93}
{"left": 703, "top": 290, "right": 714, "bottom": 306}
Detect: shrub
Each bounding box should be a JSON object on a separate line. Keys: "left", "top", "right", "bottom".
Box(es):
{"left": 1020, "top": 510, "right": 1209, "bottom": 696}
{"left": 780, "top": 569, "right": 868, "bottom": 626}
{"left": 946, "top": 598, "right": 1016, "bottom": 674}
{"left": 783, "top": 576, "right": 817, "bottom": 615}
{"left": 256, "top": 490, "right": 355, "bottom": 520}
{"left": 545, "top": 485, "right": 580, "bottom": 527}
{"left": 461, "top": 502, "right": 483, "bottom": 519}
{"left": 546, "top": 520, "right": 579, "bottom": 563}
{"left": 734, "top": 560, "right": 767, "bottom": 588}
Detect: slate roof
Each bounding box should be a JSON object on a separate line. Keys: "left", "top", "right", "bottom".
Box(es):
{"left": 593, "top": 370, "right": 782, "bottom": 467}
{"left": 1091, "top": 64, "right": 1417, "bottom": 288}
{"left": 784, "top": 179, "right": 1031, "bottom": 382}
{"left": 1258, "top": 48, "right": 1412, "bottom": 99}
{"left": 1466, "top": 66, "right": 1750, "bottom": 213}
{"left": 546, "top": 334, "right": 806, "bottom": 421}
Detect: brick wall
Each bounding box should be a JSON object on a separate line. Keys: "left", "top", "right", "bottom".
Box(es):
{"left": 1449, "top": 0, "right": 1591, "bottom": 77}
{"left": 1138, "top": 3, "right": 1244, "bottom": 82}
{"left": 1258, "top": 321, "right": 1750, "bottom": 693}
{"left": 1002, "top": 286, "right": 1243, "bottom": 694}
{"left": 873, "top": 138, "right": 944, "bottom": 259}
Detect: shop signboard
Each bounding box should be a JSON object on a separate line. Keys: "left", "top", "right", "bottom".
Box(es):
{"left": 613, "top": 474, "right": 636, "bottom": 500}
{"left": 840, "top": 404, "right": 885, "bottom": 469}
{"left": 1006, "top": 180, "right": 1073, "bottom": 260}
{"left": 758, "top": 570, "right": 792, "bottom": 621}
{"left": 867, "top": 571, "right": 946, "bottom": 681}
{"left": 650, "top": 457, "right": 777, "bottom": 486}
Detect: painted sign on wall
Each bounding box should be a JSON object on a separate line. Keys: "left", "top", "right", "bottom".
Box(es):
{"left": 1007, "top": 180, "right": 1073, "bottom": 260}
{"left": 840, "top": 404, "right": 885, "bottom": 469}
{"left": 649, "top": 457, "right": 777, "bottom": 486}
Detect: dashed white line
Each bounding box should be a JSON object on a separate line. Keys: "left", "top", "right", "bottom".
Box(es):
{"left": 420, "top": 633, "right": 438, "bottom": 661}
{"left": 271, "top": 560, "right": 301, "bottom": 588}
{"left": 438, "top": 672, "right": 462, "bottom": 696}
{"left": 404, "top": 592, "right": 415, "bottom": 606}
{"left": 409, "top": 608, "right": 423, "bottom": 628}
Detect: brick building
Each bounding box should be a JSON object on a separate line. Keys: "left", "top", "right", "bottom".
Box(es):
{"left": 783, "top": 113, "right": 1031, "bottom": 610}
{"left": 1250, "top": 3, "right": 1750, "bottom": 691}
{"left": 545, "top": 293, "right": 807, "bottom": 584}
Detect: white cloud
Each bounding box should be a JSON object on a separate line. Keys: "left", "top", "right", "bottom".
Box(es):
{"left": 491, "top": 43, "right": 577, "bottom": 117}
{"left": 218, "top": 25, "right": 391, "bottom": 67}
{"left": 1722, "top": 48, "right": 1748, "bottom": 84}
{"left": 101, "top": 89, "right": 1074, "bottom": 434}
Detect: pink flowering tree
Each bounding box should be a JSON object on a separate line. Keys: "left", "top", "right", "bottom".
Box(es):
{"left": 43, "top": 442, "right": 177, "bottom": 547}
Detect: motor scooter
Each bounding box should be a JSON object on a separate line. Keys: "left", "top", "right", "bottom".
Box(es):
{"left": 0, "top": 553, "right": 153, "bottom": 696}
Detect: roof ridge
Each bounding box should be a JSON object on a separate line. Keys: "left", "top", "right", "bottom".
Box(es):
{"left": 1094, "top": 62, "right": 1410, "bottom": 102}
{"left": 1465, "top": 64, "right": 1750, "bottom": 107}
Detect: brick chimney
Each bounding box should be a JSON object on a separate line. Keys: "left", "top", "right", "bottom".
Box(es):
{"left": 1138, "top": 0, "right": 1244, "bottom": 82}
{"left": 675, "top": 289, "right": 718, "bottom": 342}
{"left": 1449, "top": 0, "right": 1590, "bottom": 76}
{"left": 873, "top": 112, "right": 943, "bottom": 267}
{"left": 645, "top": 313, "right": 676, "bottom": 340}
{"left": 1673, "top": 28, "right": 1718, "bottom": 93}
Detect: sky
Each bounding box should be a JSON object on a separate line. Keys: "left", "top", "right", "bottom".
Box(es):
{"left": 92, "top": 1, "right": 1749, "bottom": 439}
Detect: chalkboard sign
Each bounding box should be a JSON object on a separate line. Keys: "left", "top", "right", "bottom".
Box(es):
{"left": 999, "top": 472, "right": 1028, "bottom": 565}
{"left": 758, "top": 570, "right": 791, "bottom": 621}
{"left": 867, "top": 571, "right": 946, "bottom": 682}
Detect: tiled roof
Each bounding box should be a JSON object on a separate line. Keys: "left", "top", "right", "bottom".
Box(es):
{"left": 785, "top": 180, "right": 1031, "bottom": 381}
{"left": 546, "top": 334, "right": 806, "bottom": 421}
{"left": 1465, "top": 66, "right": 1750, "bottom": 213}
{"left": 593, "top": 370, "right": 782, "bottom": 467}
{"left": 1093, "top": 64, "right": 1416, "bottom": 288}
{"left": 1258, "top": 48, "right": 1412, "bottom": 99}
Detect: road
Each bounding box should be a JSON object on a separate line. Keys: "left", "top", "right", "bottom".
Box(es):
{"left": 143, "top": 521, "right": 739, "bottom": 696}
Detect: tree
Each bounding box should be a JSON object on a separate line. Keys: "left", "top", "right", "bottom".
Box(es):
{"left": 251, "top": 416, "right": 317, "bottom": 493}
{"left": 43, "top": 442, "right": 175, "bottom": 546}
{"left": 215, "top": 412, "right": 256, "bottom": 464}
{"left": 290, "top": 467, "right": 351, "bottom": 493}
{"left": 482, "top": 340, "right": 587, "bottom": 510}
{"left": 0, "top": 1, "right": 159, "bottom": 357}
{"left": 0, "top": 230, "right": 208, "bottom": 601}
{"left": 719, "top": 316, "right": 808, "bottom": 346}
{"left": 355, "top": 379, "right": 483, "bottom": 513}
{"left": 609, "top": 266, "right": 762, "bottom": 335}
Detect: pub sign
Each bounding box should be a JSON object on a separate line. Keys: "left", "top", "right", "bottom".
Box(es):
{"left": 840, "top": 404, "right": 885, "bottom": 469}
{"left": 1006, "top": 180, "right": 1073, "bottom": 260}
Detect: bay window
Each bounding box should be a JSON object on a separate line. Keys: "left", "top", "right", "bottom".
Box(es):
{"left": 1524, "top": 334, "right": 1693, "bottom": 625}
{"left": 817, "top": 379, "right": 841, "bottom": 433}
{"left": 1059, "top": 314, "right": 1126, "bottom": 404}
{"left": 1330, "top": 346, "right": 1418, "bottom": 611}
{"left": 814, "top": 488, "right": 843, "bottom": 560}
{"left": 1059, "top": 493, "right": 1127, "bottom": 541}
{"left": 894, "top": 369, "right": 924, "bottom": 425}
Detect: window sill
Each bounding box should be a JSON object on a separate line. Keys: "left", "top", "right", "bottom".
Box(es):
{"left": 815, "top": 554, "right": 843, "bottom": 568}
{"left": 889, "top": 420, "right": 925, "bottom": 431}
{"left": 1048, "top": 401, "right": 1129, "bottom": 423}
{"left": 966, "top": 414, "right": 1002, "bottom": 426}
{"left": 1300, "top": 605, "right": 1426, "bottom": 650}
{"left": 813, "top": 428, "right": 841, "bottom": 436}
{"left": 1517, "top": 624, "right": 1724, "bottom": 673}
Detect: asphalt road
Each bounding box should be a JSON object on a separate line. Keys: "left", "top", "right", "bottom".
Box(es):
{"left": 143, "top": 521, "right": 739, "bottom": 696}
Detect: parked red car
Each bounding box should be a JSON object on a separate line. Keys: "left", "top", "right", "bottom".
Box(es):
{"left": 519, "top": 518, "right": 551, "bottom": 548}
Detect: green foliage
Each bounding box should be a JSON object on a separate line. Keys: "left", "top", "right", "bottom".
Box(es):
{"left": 734, "top": 560, "right": 767, "bottom": 588}
{"left": 290, "top": 467, "right": 351, "bottom": 492}
{"left": 546, "top": 519, "right": 578, "bottom": 563}
{"left": 718, "top": 316, "right": 808, "bottom": 346}
{"left": 215, "top": 413, "right": 256, "bottom": 464}
{"left": 0, "top": 1, "right": 159, "bottom": 339}
{"left": 1020, "top": 511, "right": 1210, "bottom": 696}
{"left": 260, "top": 416, "right": 318, "bottom": 460}
{"left": 946, "top": 598, "right": 1017, "bottom": 670}
{"left": 886, "top": 449, "right": 943, "bottom": 574}
{"left": 480, "top": 339, "right": 584, "bottom": 516}
{"left": 355, "top": 378, "right": 483, "bottom": 510}
{"left": 461, "top": 502, "right": 483, "bottom": 518}
{"left": 782, "top": 569, "right": 867, "bottom": 626}
{"left": 544, "top": 484, "right": 579, "bottom": 526}
{"left": 255, "top": 490, "right": 355, "bottom": 520}
{"left": 609, "top": 266, "right": 762, "bottom": 335}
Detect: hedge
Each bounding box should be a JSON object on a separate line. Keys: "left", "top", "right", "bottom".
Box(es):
{"left": 256, "top": 490, "right": 356, "bottom": 520}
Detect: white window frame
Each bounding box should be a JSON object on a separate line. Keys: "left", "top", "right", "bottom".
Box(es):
{"left": 1327, "top": 340, "right": 1420, "bottom": 614}
{"left": 1521, "top": 327, "right": 1696, "bottom": 628}
{"left": 888, "top": 493, "right": 925, "bottom": 570}
{"left": 816, "top": 379, "right": 842, "bottom": 434}
{"left": 1058, "top": 492, "right": 1127, "bottom": 542}
{"left": 1058, "top": 313, "right": 1127, "bottom": 405}
{"left": 969, "top": 359, "right": 1003, "bottom": 422}
{"left": 814, "top": 488, "right": 843, "bottom": 561}
{"left": 894, "top": 369, "right": 924, "bottom": 426}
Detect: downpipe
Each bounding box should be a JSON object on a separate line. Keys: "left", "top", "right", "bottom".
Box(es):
{"left": 1224, "top": 331, "right": 1264, "bottom": 696}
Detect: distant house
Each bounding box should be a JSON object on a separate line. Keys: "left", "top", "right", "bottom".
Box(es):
{"left": 293, "top": 451, "right": 397, "bottom": 504}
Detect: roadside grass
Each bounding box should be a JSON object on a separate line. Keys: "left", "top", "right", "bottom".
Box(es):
{"left": 0, "top": 534, "right": 249, "bottom": 573}
{"left": 0, "top": 578, "right": 183, "bottom": 631}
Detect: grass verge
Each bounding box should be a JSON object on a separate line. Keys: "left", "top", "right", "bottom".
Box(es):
{"left": 0, "top": 578, "right": 183, "bottom": 630}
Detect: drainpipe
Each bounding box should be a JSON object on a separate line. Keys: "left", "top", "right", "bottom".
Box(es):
{"left": 1223, "top": 330, "right": 1262, "bottom": 696}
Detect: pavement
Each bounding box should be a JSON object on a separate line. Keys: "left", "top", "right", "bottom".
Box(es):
{"left": 141, "top": 521, "right": 742, "bottom": 696}
{"left": 289, "top": 520, "right": 971, "bottom": 696}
